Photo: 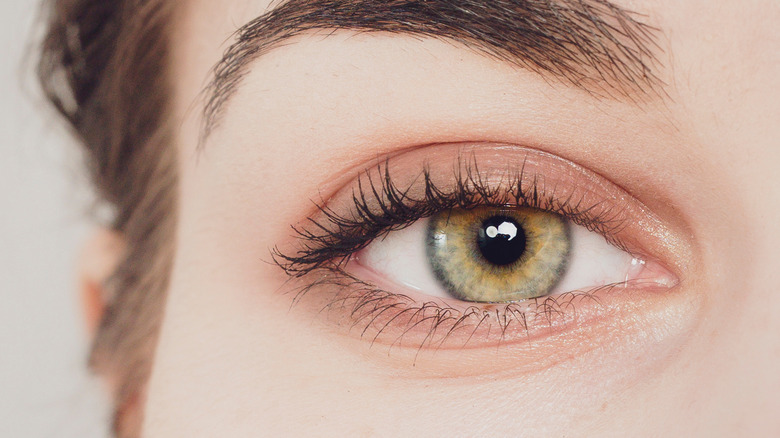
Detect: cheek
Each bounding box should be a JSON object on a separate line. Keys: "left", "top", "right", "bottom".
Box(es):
{"left": 146, "top": 259, "right": 701, "bottom": 437}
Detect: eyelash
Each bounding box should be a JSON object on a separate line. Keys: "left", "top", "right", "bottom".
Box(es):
{"left": 270, "top": 152, "right": 652, "bottom": 351}
{"left": 273, "top": 155, "right": 629, "bottom": 277}
{"left": 291, "top": 269, "right": 621, "bottom": 353}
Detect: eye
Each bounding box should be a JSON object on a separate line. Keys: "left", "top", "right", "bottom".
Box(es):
{"left": 273, "top": 144, "right": 685, "bottom": 363}
{"left": 356, "top": 206, "right": 650, "bottom": 303}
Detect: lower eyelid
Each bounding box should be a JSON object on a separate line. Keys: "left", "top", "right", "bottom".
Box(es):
{"left": 283, "top": 264, "right": 691, "bottom": 377}
{"left": 346, "top": 254, "right": 675, "bottom": 327}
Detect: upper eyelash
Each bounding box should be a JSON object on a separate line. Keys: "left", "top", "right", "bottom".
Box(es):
{"left": 272, "top": 153, "right": 629, "bottom": 277}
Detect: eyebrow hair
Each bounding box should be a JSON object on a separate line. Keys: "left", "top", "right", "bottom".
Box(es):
{"left": 201, "top": 0, "right": 663, "bottom": 140}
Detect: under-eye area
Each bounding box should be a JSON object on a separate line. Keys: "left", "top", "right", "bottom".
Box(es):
{"left": 273, "top": 143, "right": 691, "bottom": 369}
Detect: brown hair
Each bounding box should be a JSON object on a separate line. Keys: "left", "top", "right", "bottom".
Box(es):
{"left": 37, "top": 0, "right": 176, "bottom": 436}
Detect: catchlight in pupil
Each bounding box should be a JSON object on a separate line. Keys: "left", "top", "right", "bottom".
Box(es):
{"left": 478, "top": 216, "right": 527, "bottom": 266}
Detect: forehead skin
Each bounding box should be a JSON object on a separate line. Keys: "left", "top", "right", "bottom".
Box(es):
{"left": 146, "top": 0, "right": 780, "bottom": 436}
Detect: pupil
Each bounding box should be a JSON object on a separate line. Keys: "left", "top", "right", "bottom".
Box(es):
{"left": 477, "top": 216, "right": 526, "bottom": 266}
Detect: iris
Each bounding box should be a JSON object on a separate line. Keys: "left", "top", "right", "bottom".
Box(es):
{"left": 427, "top": 207, "right": 570, "bottom": 302}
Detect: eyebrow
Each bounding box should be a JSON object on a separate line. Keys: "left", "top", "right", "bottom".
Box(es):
{"left": 201, "top": 0, "right": 663, "bottom": 140}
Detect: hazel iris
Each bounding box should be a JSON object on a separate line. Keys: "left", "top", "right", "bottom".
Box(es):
{"left": 427, "top": 207, "right": 570, "bottom": 302}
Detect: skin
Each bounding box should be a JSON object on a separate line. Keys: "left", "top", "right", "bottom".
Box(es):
{"left": 82, "top": 0, "right": 780, "bottom": 436}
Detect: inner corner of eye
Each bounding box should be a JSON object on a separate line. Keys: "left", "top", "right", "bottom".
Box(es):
{"left": 352, "top": 208, "right": 672, "bottom": 303}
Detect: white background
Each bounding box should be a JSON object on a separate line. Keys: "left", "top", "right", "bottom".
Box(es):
{"left": 1, "top": 0, "right": 109, "bottom": 436}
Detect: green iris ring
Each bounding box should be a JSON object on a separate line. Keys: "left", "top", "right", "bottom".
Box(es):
{"left": 426, "top": 207, "right": 571, "bottom": 302}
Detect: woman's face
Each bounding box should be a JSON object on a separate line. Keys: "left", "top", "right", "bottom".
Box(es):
{"left": 141, "top": 0, "right": 780, "bottom": 435}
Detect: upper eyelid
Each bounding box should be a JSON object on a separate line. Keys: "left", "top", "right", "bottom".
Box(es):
{"left": 272, "top": 144, "right": 673, "bottom": 278}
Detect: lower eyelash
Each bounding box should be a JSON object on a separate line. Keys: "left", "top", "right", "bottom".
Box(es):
{"left": 286, "top": 263, "right": 634, "bottom": 354}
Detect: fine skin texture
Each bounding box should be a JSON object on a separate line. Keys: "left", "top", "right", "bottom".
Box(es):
{"left": 136, "top": 0, "right": 779, "bottom": 436}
